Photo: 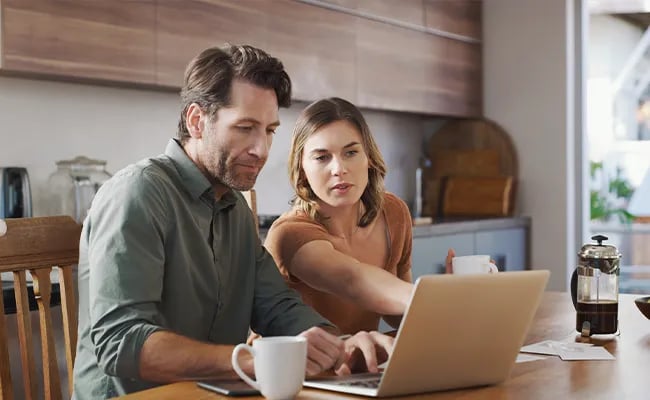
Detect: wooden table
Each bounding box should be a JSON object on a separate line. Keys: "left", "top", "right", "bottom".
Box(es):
{"left": 117, "top": 292, "right": 650, "bottom": 399}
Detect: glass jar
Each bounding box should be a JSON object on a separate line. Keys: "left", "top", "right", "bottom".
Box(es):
{"left": 47, "top": 156, "right": 112, "bottom": 223}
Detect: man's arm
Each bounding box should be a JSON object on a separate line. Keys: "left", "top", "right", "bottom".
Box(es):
{"left": 138, "top": 331, "right": 253, "bottom": 382}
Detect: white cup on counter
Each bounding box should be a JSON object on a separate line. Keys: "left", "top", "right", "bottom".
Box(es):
{"left": 452, "top": 255, "right": 498, "bottom": 275}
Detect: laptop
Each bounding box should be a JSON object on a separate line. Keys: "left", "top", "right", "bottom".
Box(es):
{"left": 304, "top": 270, "right": 549, "bottom": 397}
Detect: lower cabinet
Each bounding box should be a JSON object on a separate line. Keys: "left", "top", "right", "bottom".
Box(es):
{"left": 411, "top": 227, "right": 528, "bottom": 281}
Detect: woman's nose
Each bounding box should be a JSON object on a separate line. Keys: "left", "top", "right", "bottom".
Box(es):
{"left": 331, "top": 157, "right": 348, "bottom": 176}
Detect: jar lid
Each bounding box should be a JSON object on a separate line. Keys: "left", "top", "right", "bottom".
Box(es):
{"left": 55, "top": 156, "right": 107, "bottom": 167}
{"left": 578, "top": 234, "right": 621, "bottom": 260}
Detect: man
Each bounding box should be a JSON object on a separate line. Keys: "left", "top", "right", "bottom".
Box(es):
{"left": 72, "top": 45, "right": 393, "bottom": 399}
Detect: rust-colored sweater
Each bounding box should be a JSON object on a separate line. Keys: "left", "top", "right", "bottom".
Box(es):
{"left": 264, "top": 192, "right": 413, "bottom": 334}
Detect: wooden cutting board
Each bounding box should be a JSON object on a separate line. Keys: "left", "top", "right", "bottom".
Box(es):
{"left": 442, "top": 176, "right": 515, "bottom": 217}
{"left": 427, "top": 118, "right": 518, "bottom": 178}
{"left": 422, "top": 118, "right": 519, "bottom": 217}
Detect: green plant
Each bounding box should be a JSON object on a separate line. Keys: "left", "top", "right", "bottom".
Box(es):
{"left": 590, "top": 161, "right": 636, "bottom": 224}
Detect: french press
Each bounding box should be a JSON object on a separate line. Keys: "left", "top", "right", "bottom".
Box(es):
{"left": 570, "top": 235, "right": 621, "bottom": 336}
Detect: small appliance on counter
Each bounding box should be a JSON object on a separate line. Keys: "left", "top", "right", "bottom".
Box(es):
{"left": 47, "top": 156, "right": 112, "bottom": 223}
{"left": 0, "top": 167, "right": 32, "bottom": 218}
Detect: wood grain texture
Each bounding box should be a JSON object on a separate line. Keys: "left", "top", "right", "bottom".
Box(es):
{"left": 0, "top": 289, "right": 13, "bottom": 400}
{"left": 155, "top": 0, "right": 268, "bottom": 87}
{"left": 356, "top": 17, "right": 481, "bottom": 116}
{"left": 31, "top": 268, "right": 62, "bottom": 400}
{"left": 424, "top": 0, "right": 482, "bottom": 40}
{"left": 115, "top": 293, "right": 650, "bottom": 400}
{"left": 264, "top": 0, "right": 357, "bottom": 102}
{"left": 14, "top": 271, "right": 37, "bottom": 400}
{"left": 0, "top": 216, "right": 81, "bottom": 400}
{"left": 1, "top": 0, "right": 156, "bottom": 84}
{"left": 356, "top": 0, "right": 425, "bottom": 26}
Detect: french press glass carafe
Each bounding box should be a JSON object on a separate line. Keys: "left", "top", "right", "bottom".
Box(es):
{"left": 570, "top": 235, "right": 621, "bottom": 336}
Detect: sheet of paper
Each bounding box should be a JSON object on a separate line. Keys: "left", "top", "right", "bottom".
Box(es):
{"left": 520, "top": 340, "right": 593, "bottom": 356}
{"left": 516, "top": 353, "right": 547, "bottom": 363}
{"left": 558, "top": 346, "right": 615, "bottom": 361}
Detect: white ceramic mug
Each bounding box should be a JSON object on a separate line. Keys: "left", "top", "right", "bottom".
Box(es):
{"left": 452, "top": 255, "right": 499, "bottom": 275}
{"left": 231, "top": 336, "right": 307, "bottom": 400}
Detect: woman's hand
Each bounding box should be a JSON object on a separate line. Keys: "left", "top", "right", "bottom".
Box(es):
{"left": 334, "top": 331, "right": 394, "bottom": 375}
{"left": 445, "top": 248, "right": 456, "bottom": 273}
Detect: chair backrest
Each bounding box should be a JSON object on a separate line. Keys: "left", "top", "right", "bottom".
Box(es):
{"left": 241, "top": 189, "right": 258, "bottom": 232}
{"left": 0, "top": 216, "right": 81, "bottom": 400}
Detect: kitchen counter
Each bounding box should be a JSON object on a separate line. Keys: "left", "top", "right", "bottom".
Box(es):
{"left": 412, "top": 216, "right": 531, "bottom": 238}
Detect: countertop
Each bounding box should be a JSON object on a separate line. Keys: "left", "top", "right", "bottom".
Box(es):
{"left": 412, "top": 216, "right": 531, "bottom": 238}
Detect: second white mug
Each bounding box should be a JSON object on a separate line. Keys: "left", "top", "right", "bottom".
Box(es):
{"left": 231, "top": 336, "right": 307, "bottom": 400}
{"left": 452, "top": 255, "right": 498, "bottom": 275}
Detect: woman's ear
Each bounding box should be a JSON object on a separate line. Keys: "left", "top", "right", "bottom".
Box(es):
{"left": 186, "top": 103, "right": 205, "bottom": 138}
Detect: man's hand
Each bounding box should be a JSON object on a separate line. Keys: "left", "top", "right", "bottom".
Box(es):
{"left": 298, "top": 327, "right": 345, "bottom": 376}
{"left": 334, "top": 331, "right": 395, "bottom": 376}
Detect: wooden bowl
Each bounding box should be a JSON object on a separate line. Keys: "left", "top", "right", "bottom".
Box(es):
{"left": 635, "top": 296, "right": 650, "bottom": 319}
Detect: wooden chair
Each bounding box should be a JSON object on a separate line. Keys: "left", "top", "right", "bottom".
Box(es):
{"left": 241, "top": 189, "right": 258, "bottom": 233}
{"left": 0, "top": 216, "right": 81, "bottom": 400}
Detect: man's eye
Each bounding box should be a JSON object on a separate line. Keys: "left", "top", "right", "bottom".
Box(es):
{"left": 237, "top": 126, "right": 253, "bottom": 132}
{"left": 267, "top": 129, "right": 276, "bottom": 135}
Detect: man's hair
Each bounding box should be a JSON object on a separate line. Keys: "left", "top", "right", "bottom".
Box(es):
{"left": 177, "top": 44, "right": 292, "bottom": 143}
{"left": 288, "top": 97, "right": 387, "bottom": 227}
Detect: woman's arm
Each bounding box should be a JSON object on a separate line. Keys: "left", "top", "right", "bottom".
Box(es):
{"left": 289, "top": 240, "right": 414, "bottom": 315}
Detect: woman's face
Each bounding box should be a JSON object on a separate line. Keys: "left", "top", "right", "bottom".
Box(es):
{"left": 301, "top": 120, "right": 369, "bottom": 209}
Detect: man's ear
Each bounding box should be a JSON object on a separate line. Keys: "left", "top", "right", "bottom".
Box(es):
{"left": 186, "top": 103, "right": 206, "bottom": 138}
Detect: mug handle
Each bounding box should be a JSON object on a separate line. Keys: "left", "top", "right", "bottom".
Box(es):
{"left": 231, "top": 343, "right": 261, "bottom": 391}
{"left": 486, "top": 262, "right": 499, "bottom": 273}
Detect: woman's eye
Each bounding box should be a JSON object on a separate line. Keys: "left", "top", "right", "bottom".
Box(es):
{"left": 346, "top": 150, "right": 358, "bottom": 157}
{"left": 315, "top": 155, "right": 330, "bottom": 162}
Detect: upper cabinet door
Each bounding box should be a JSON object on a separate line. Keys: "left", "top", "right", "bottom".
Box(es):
{"left": 263, "top": 0, "right": 357, "bottom": 102}
{"left": 1, "top": 0, "right": 156, "bottom": 84}
{"left": 155, "top": 0, "right": 268, "bottom": 87}
{"left": 424, "top": 0, "right": 482, "bottom": 40}
{"left": 356, "top": 18, "right": 481, "bottom": 116}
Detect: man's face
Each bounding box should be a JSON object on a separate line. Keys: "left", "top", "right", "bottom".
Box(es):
{"left": 197, "top": 80, "right": 280, "bottom": 193}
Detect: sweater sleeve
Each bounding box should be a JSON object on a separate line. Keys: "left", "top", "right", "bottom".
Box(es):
{"left": 264, "top": 213, "right": 330, "bottom": 282}
{"left": 385, "top": 193, "right": 413, "bottom": 281}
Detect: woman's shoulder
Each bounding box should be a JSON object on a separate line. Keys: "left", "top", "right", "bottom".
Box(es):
{"left": 383, "top": 192, "right": 410, "bottom": 216}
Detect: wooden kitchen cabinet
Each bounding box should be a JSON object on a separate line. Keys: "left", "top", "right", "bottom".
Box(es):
{"left": 0, "top": 0, "right": 157, "bottom": 84}
{"left": 424, "top": 0, "right": 482, "bottom": 40}
{"left": 356, "top": 17, "right": 481, "bottom": 116}
{"left": 155, "top": 0, "right": 268, "bottom": 87}
{"left": 264, "top": 0, "right": 357, "bottom": 102}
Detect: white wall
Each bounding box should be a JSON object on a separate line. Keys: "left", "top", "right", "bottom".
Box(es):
{"left": 0, "top": 75, "right": 436, "bottom": 217}
{"left": 483, "top": 0, "right": 579, "bottom": 290}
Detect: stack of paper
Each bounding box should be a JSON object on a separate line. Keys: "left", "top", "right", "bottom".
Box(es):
{"left": 520, "top": 340, "right": 615, "bottom": 361}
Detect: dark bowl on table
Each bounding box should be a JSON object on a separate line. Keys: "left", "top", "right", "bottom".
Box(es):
{"left": 635, "top": 296, "right": 650, "bottom": 319}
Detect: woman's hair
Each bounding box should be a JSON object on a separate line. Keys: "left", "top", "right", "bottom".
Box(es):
{"left": 177, "top": 44, "right": 291, "bottom": 143}
{"left": 288, "top": 97, "right": 387, "bottom": 227}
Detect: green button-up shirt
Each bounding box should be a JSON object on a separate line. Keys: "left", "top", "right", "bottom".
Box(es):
{"left": 72, "top": 139, "right": 331, "bottom": 399}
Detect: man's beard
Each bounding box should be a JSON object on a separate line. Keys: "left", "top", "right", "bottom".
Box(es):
{"left": 203, "top": 151, "right": 260, "bottom": 191}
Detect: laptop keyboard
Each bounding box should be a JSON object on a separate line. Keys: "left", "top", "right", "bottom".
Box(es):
{"left": 339, "top": 378, "right": 381, "bottom": 388}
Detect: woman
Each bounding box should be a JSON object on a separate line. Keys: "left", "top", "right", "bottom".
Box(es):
{"left": 265, "top": 97, "right": 452, "bottom": 334}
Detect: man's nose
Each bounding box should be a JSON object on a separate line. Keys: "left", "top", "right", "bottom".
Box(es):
{"left": 248, "top": 131, "right": 271, "bottom": 159}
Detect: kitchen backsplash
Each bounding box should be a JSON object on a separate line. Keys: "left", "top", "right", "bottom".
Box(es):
{"left": 0, "top": 76, "right": 445, "bottom": 217}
